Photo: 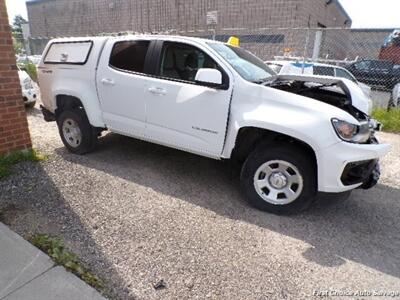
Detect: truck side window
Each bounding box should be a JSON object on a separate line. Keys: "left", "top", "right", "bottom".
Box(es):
{"left": 109, "top": 40, "right": 150, "bottom": 73}
{"left": 159, "top": 42, "right": 218, "bottom": 82}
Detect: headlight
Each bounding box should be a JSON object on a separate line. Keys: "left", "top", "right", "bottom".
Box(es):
{"left": 331, "top": 118, "right": 370, "bottom": 143}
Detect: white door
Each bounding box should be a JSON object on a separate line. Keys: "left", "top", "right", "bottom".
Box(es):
{"left": 96, "top": 39, "right": 152, "bottom": 137}
{"left": 145, "top": 41, "right": 233, "bottom": 157}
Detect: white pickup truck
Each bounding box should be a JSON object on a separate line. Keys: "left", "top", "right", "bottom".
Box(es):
{"left": 38, "top": 35, "right": 390, "bottom": 214}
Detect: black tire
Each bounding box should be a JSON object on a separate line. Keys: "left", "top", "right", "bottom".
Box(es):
{"left": 240, "top": 143, "right": 317, "bottom": 214}
{"left": 57, "top": 109, "right": 97, "bottom": 154}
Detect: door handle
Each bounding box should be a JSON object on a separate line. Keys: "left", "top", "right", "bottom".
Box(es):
{"left": 101, "top": 78, "right": 115, "bottom": 86}
{"left": 148, "top": 87, "right": 167, "bottom": 96}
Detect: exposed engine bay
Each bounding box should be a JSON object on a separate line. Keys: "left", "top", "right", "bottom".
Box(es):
{"left": 263, "top": 75, "right": 382, "bottom": 144}
{"left": 268, "top": 79, "right": 368, "bottom": 121}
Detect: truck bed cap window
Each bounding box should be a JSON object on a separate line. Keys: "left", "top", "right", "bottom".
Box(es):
{"left": 44, "top": 41, "right": 93, "bottom": 65}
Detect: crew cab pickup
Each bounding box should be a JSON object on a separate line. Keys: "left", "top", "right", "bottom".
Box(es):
{"left": 38, "top": 35, "right": 390, "bottom": 214}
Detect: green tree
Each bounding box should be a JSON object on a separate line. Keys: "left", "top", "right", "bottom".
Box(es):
{"left": 11, "top": 15, "right": 28, "bottom": 55}
{"left": 12, "top": 15, "right": 27, "bottom": 41}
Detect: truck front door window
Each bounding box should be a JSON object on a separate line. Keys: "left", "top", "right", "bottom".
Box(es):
{"left": 159, "top": 42, "right": 218, "bottom": 82}
{"left": 109, "top": 40, "right": 150, "bottom": 73}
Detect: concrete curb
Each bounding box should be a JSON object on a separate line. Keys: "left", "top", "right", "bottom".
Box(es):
{"left": 0, "top": 223, "right": 106, "bottom": 300}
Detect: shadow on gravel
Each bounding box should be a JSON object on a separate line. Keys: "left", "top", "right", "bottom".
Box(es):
{"left": 0, "top": 162, "right": 129, "bottom": 299}
{"left": 56, "top": 132, "right": 400, "bottom": 280}
{"left": 25, "top": 105, "right": 43, "bottom": 117}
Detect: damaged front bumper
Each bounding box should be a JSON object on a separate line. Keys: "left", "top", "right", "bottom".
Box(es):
{"left": 341, "top": 159, "right": 381, "bottom": 190}
{"left": 316, "top": 140, "right": 390, "bottom": 193}
{"left": 360, "top": 162, "right": 381, "bottom": 189}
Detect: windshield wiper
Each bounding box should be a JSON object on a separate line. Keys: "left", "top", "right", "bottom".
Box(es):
{"left": 252, "top": 77, "right": 274, "bottom": 85}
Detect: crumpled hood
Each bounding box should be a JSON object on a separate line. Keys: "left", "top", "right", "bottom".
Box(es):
{"left": 266, "top": 74, "right": 373, "bottom": 115}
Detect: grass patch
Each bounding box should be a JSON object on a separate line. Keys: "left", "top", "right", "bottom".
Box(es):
{"left": 23, "top": 61, "right": 38, "bottom": 82}
{"left": 372, "top": 109, "right": 400, "bottom": 133}
{"left": 0, "top": 149, "right": 47, "bottom": 179}
{"left": 30, "top": 234, "right": 104, "bottom": 291}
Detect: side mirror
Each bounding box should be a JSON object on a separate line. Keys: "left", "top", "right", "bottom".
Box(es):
{"left": 195, "top": 68, "right": 222, "bottom": 87}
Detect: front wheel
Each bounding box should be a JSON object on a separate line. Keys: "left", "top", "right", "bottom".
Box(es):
{"left": 57, "top": 109, "right": 97, "bottom": 154}
{"left": 240, "top": 144, "right": 317, "bottom": 214}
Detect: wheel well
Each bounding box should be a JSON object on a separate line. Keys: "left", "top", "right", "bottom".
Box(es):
{"left": 55, "top": 95, "right": 105, "bottom": 134}
{"left": 55, "top": 95, "right": 85, "bottom": 117}
{"left": 232, "top": 127, "right": 317, "bottom": 168}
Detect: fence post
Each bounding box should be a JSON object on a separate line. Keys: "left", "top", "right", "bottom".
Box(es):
{"left": 312, "top": 30, "right": 323, "bottom": 61}
{"left": 302, "top": 28, "right": 310, "bottom": 74}
{"left": 21, "top": 23, "right": 31, "bottom": 56}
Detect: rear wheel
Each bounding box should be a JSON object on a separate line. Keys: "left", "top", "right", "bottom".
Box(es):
{"left": 240, "top": 143, "right": 317, "bottom": 214}
{"left": 57, "top": 109, "right": 97, "bottom": 154}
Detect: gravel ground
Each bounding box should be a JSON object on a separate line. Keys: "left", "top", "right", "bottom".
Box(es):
{"left": 1, "top": 104, "right": 400, "bottom": 300}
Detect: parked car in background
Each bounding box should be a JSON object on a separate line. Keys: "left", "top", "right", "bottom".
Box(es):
{"left": 28, "top": 55, "right": 42, "bottom": 66}
{"left": 345, "top": 59, "right": 400, "bottom": 90}
{"left": 16, "top": 55, "right": 42, "bottom": 68}
{"left": 379, "top": 29, "right": 400, "bottom": 65}
{"left": 265, "top": 60, "right": 371, "bottom": 98}
{"left": 18, "top": 69, "right": 38, "bottom": 108}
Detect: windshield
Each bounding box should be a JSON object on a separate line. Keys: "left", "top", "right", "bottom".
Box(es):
{"left": 208, "top": 43, "right": 275, "bottom": 82}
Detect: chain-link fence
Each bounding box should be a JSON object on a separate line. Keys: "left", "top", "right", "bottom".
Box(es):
{"left": 16, "top": 0, "right": 400, "bottom": 108}
{"left": 25, "top": 27, "right": 397, "bottom": 108}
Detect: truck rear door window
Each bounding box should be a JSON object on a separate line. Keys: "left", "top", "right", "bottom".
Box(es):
{"left": 44, "top": 41, "right": 93, "bottom": 64}
{"left": 109, "top": 41, "right": 150, "bottom": 73}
